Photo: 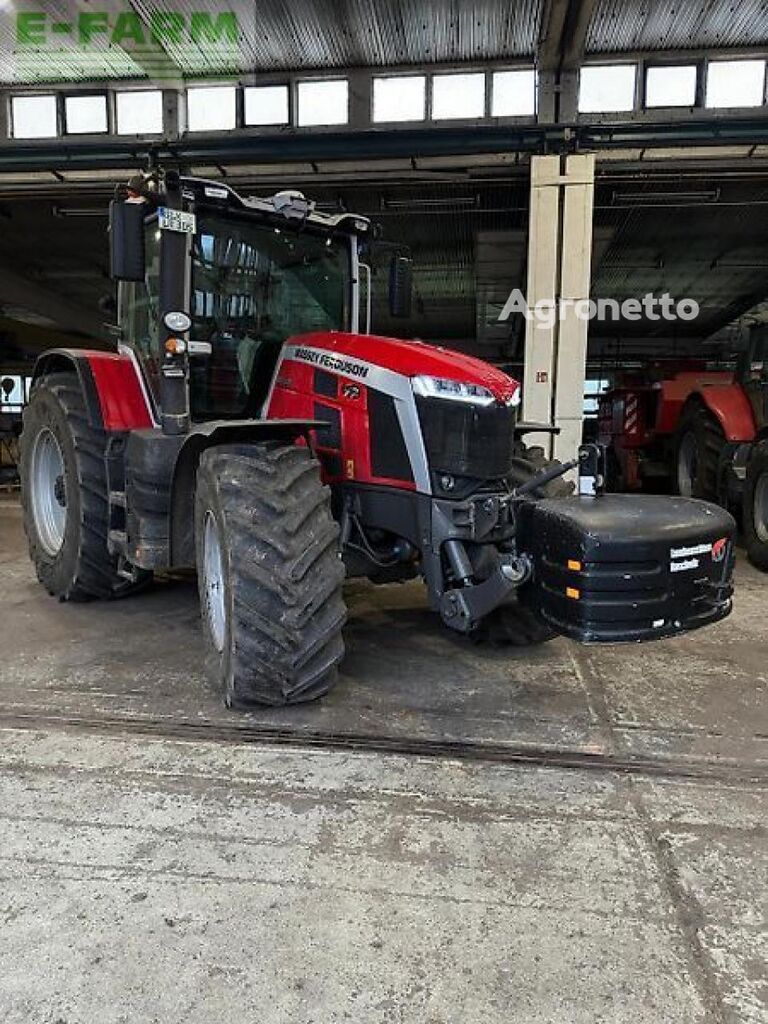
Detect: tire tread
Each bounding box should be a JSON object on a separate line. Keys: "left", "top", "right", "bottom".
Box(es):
{"left": 21, "top": 371, "right": 147, "bottom": 601}
{"left": 197, "top": 442, "right": 346, "bottom": 706}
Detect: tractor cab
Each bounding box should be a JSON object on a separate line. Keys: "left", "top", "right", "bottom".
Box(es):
{"left": 111, "top": 173, "right": 373, "bottom": 433}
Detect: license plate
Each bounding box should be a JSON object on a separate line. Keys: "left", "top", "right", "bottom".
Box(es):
{"left": 158, "top": 207, "right": 197, "bottom": 234}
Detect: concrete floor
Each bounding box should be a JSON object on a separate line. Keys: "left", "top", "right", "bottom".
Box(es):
{"left": 0, "top": 498, "right": 765, "bottom": 1023}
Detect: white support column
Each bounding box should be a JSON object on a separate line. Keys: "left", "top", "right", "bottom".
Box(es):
{"left": 553, "top": 153, "right": 595, "bottom": 468}
{"left": 522, "top": 155, "right": 561, "bottom": 454}
{"left": 521, "top": 153, "right": 595, "bottom": 468}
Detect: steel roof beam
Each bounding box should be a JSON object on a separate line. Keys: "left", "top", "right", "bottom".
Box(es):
{"left": 537, "top": 0, "right": 600, "bottom": 120}
{"left": 3, "top": 119, "right": 768, "bottom": 176}
{"left": 0, "top": 266, "right": 106, "bottom": 338}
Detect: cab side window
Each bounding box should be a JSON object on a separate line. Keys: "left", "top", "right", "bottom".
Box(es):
{"left": 120, "top": 222, "right": 161, "bottom": 402}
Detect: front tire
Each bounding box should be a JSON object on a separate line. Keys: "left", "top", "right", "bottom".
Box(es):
{"left": 20, "top": 372, "right": 147, "bottom": 601}
{"left": 674, "top": 404, "right": 725, "bottom": 500}
{"left": 743, "top": 443, "right": 768, "bottom": 571}
{"left": 195, "top": 442, "right": 346, "bottom": 707}
{"left": 469, "top": 444, "right": 570, "bottom": 647}
{"left": 474, "top": 602, "right": 557, "bottom": 646}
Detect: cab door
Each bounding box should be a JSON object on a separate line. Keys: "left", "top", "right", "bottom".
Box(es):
{"left": 117, "top": 215, "right": 162, "bottom": 409}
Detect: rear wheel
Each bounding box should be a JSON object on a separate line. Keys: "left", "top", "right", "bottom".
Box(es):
{"left": 743, "top": 443, "right": 768, "bottom": 571}
{"left": 20, "top": 372, "right": 148, "bottom": 600}
{"left": 674, "top": 404, "right": 725, "bottom": 500}
{"left": 195, "top": 442, "right": 346, "bottom": 707}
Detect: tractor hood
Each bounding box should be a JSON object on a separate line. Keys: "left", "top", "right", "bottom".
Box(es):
{"left": 284, "top": 331, "right": 520, "bottom": 405}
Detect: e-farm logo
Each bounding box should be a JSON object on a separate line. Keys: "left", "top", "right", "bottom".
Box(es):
{"left": 5, "top": 4, "right": 245, "bottom": 82}
{"left": 15, "top": 9, "right": 239, "bottom": 49}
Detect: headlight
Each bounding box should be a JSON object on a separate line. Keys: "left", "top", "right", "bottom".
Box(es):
{"left": 412, "top": 375, "right": 496, "bottom": 406}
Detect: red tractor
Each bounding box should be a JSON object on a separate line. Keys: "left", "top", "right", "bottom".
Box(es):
{"left": 19, "top": 171, "right": 735, "bottom": 707}
{"left": 598, "top": 328, "right": 768, "bottom": 570}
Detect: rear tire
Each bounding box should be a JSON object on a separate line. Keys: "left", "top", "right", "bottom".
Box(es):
{"left": 195, "top": 442, "right": 346, "bottom": 707}
{"left": 20, "top": 372, "right": 148, "bottom": 601}
{"left": 674, "top": 404, "right": 725, "bottom": 500}
{"left": 743, "top": 443, "right": 768, "bottom": 571}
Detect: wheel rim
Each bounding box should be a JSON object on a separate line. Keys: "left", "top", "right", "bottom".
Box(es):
{"left": 202, "top": 511, "right": 226, "bottom": 653}
{"left": 30, "top": 427, "right": 67, "bottom": 556}
{"left": 754, "top": 471, "right": 768, "bottom": 543}
{"left": 677, "top": 432, "right": 698, "bottom": 496}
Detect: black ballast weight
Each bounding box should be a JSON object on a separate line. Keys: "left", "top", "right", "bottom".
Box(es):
{"left": 517, "top": 494, "right": 735, "bottom": 643}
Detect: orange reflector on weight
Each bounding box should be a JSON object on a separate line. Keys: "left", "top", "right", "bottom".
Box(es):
{"left": 567, "top": 559, "right": 582, "bottom": 571}
{"left": 566, "top": 586, "right": 580, "bottom": 600}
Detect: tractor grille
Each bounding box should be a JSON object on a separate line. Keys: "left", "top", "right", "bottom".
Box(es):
{"left": 415, "top": 397, "right": 517, "bottom": 479}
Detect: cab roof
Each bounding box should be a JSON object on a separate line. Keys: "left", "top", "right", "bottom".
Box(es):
{"left": 179, "top": 176, "right": 371, "bottom": 237}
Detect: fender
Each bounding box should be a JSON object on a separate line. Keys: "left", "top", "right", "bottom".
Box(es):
{"left": 34, "top": 349, "right": 154, "bottom": 432}
{"left": 168, "top": 418, "right": 325, "bottom": 567}
{"left": 696, "top": 386, "right": 757, "bottom": 442}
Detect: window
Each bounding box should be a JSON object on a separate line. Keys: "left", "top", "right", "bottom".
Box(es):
{"left": 431, "top": 72, "right": 486, "bottom": 119}
{"left": 297, "top": 80, "right": 348, "bottom": 126}
{"left": 491, "top": 70, "right": 536, "bottom": 117}
{"left": 583, "top": 379, "right": 609, "bottom": 418}
{"left": 187, "top": 86, "right": 237, "bottom": 131}
{"left": 11, "top": 95, "right": 57, "bottom": 139}
{"left": 120, "top": 223, "right": 161, "bottom": 404}
{"left": 706, "top": 59, "right": 766, "bottom": 108}
{"left": 116, "top": 91, "right": 164, "bottom": 135}
{"left": 190, "top": 214, "right": 350, "bottom": 418}
{"left": 65, "top": 94, "right": 108, "bottom": 134}
{"left": 244, "top": 85, "right": 289, "bottom": 126}
{"left": 578, "top": 65, "right": 637, "bottom": 113}
{"left": 372, "top": 75, "right": 426, "bottom": 123}
{"left": 646, "top": 65, "right": 697, "bottom": 108}
{"left": 0, "top": 375, "right": 28, "bottom": 412}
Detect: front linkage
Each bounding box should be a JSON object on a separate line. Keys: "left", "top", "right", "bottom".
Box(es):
{"left": 420, "top": 444, "right": 734, "bottom": 643}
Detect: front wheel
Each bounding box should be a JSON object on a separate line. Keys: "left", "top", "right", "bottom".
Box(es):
{"left": 195, "top": 442, "right": 347, "bottom": 707}
{"left": 473, "top": 602, "right": 557, "bottom": 646}
{"left": 466, "top": 444, "right": 571, "bottom": 646}
{"left": 743, "top": 443, "right": 768, "bottom": 571}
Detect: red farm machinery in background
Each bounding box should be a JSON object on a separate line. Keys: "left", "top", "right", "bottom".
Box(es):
{"left": 598, "top": 326, "right": 768, "bottom": 569}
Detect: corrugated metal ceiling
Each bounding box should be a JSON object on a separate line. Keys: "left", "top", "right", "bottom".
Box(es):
{"left": 4, "top": 0, "right": 767, "bottom": 86}
{"left": 586, "top": 0, "right": 768, "bottom": 54}
{"left": 0, "top": 0, "right": 546, "bottom": 84}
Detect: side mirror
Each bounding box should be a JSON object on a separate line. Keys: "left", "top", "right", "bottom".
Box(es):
{"left": 109, "top": 200, "right": 145, "bottom": 282}
{"left": 388, "top": 255, "right": 413, "bottom": 318}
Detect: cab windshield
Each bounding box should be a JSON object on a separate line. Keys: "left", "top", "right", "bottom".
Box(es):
{"left": 190, "top": 211, "right": 351, "bottom": 419}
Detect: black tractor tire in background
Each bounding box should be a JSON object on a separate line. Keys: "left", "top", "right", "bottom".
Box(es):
{"left": 20, "top": 372, "right": 149, "bottom": 601}
{"left": 195, "top": 442, "right": 346, "bottom": 707}
{"left": 509, "top": 443, "right": 574, "bottom": 500}
{"left": 475, "top": 443, "right": 573, "bottom": 647}
{"left": 742, "top": 442, "right": 768, "bottom": 571}
{"left": 674, "top": 402, "right": 725, "bottom": 501}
